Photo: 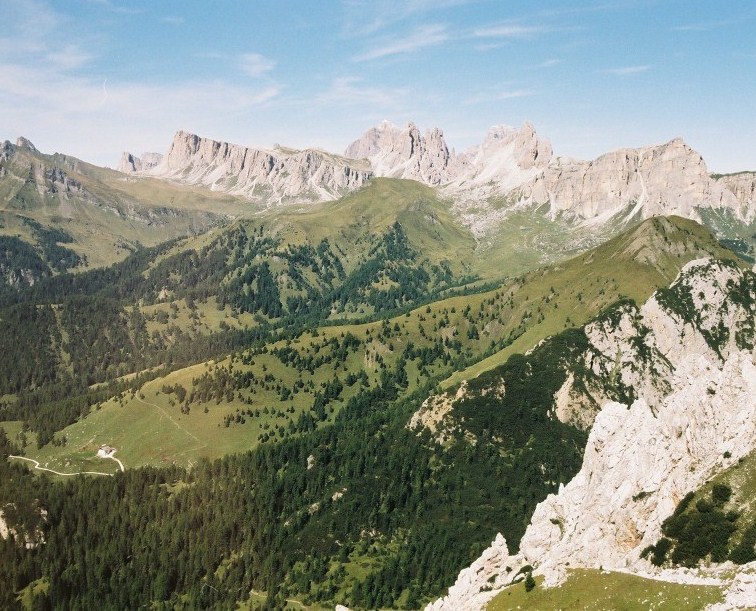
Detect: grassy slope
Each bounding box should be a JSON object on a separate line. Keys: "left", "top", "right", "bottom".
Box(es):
{"left": 0, "top": 147, "right": 251, "bottom": 269}
{"left": 443, "top": 215, "right": 742, "bottom": 388}
{"left": 224, "top": 177, "right": 476, "bottom": 278}
{"left": 5, "top": 216, "right": 739, "bottom": 473}
{"left": 487, "top": 570, "right": 724, "bottom": 611}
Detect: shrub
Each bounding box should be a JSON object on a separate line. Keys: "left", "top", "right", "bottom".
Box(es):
{"left": 712, "top": 484, "right": 732, "bottom": 505}
{"left": 524, "top": 572, "right": 536, "bottom": 593}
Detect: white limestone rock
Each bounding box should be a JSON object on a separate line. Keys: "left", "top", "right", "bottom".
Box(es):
{"left": 119, "top": 123, "right": 756, "bottom": 227}
{"left": 426, "top": 534, "right": 519, "bottom": 611}
{"left": 519, "top": 138, "right": 749, "bottom": 223}
{"left": 345, "top": 121, "right": 454, "bottom": 185}
{"left": 144, "top": 131, "right": 373, "bottom": 205}
{"left": 427, "top": 259, "right": 756, "bottom": 611}
{"left": 707, "top": 567, "right": 756, "bottom": 611}
{"left": 716, "top": 172, "right": 756, "bottom": 218}
{"left": 117, "top": 151, "right": 163, "bottom": 174}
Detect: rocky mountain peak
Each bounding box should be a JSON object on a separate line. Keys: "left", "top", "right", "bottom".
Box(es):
{"left": 117, "top": 151, "right": 163, "bottom": 174}
{"left": 428, "top": 258, "right": 756, "bottom": 611}
{"left": 15, "top": 137, "right": 36, "bottom": 152}
{"left": 114, "top": 122, "right": 756, "bottom": 225}
{"left": 519, "top": 135, "right": 748, "bottom": 222}
{"left": 344, "top": 121, "right": 453, "bottom": 185}
{"left": 141, "top": 130, "right": 373, "bottom": 205}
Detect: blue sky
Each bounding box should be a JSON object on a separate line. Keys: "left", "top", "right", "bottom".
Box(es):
{"left": 1, "top": 0, "right": 754, "bottom": 172}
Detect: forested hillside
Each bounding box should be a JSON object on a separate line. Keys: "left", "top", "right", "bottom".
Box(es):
{"left": 0, "top": 212, "right": 749, "bottom": 609}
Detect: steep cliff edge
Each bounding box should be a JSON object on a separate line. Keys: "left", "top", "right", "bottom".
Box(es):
{"left": 117, "top": 151, "right": 163, "bottom": 174}
{"left": 346, "top": 121, "right": 754, "bottom": 227}
{"left": 518, "top": 139, "right": 749, "bottom": 223}
{"left": 427, "top": 258, "right": 756, "bottom": 610}
{"left": 141, "top": 130, "right": 374, "bottom": 205}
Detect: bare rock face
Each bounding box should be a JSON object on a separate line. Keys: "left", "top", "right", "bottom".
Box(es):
{"left": 345, "top": 121, "right": 454, "bottom": 185}
{"left": 345, "top": 121, "right": 551, "bottom": 192}
{"left": 117, "top": 151, "right": 163, "bottom": 174}
{"left": 146, "top": 131, "right": 373, "bottom": 205}
{"left": 15, "top": 137, "right": 37, "bottom": 152}
{"left": 118, "top": 123, "right": 756, "bottom": 223}
{"left": 348, "top": 121, "right": 756, "bottom": 228}
{"left": 426, "top": 534, "right": 518, "bottom": 611}
{"left": 520, "top": 139, "right": 748, "bottom": 222}
{"left": 428, "top": 259, "right": 756, "bottom": 611}
{"left": 452, "top": 122, "right": 552, "bottom": 190}
{"left": 717, "top": 172, "right": 756, "bottom": 214}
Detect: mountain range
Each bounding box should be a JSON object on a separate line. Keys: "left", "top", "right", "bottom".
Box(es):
{"left": 0, "top": 120, "right": 755, "bottom": 610}
{"left": 123, "top": 121, "right": 754, "bottom": 226}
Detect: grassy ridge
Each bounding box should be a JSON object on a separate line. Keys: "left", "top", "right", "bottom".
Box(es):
{"left": 0, "top": 145, "right": 248, "bottom": 271}
{"left": 444, "top": 215, "right": 742, "bottom": 387}
{"left": 4, "top": 216, "right": 738, "bottom": 472}
{"left": 487, "top": 570, "right": 724, "bottom": 611}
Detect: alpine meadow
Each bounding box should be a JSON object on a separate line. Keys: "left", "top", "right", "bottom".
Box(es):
{"left": 2, "top": 2, "right": 756, "bottom": 610}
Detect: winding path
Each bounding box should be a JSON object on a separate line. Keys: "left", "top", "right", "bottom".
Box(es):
{"left": 133, "top": 395, "right": 208, "bottom": 454}
{"left": 108, "top": 454, "right": 125, "bottom": 472}
{"left": 9, "top": 455, "right": 114, "bottom": 477}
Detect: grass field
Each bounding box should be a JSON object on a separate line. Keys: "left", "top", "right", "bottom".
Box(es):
{"left": 3, "top": 216, "right": 739, "bottom": 472}
{"left": 443, "top": 215, "right": 741, "bottom": 388}
{"left": 487, "top": 569, "right": 724, "bottom": 611}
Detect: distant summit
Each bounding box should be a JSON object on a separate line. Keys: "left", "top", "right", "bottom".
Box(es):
{"left": 123, "top": 130, "right": 373, "bottom": 205}
{"left": 116, "top": 121, "right": 756, "bottom": 231}
{"left": 117, "top": 151, "right": 162, "bottom": 174}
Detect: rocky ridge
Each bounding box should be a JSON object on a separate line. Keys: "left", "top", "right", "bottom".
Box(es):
{"left": 133, "top": 131, "right": 374, "bottom": 205}
{"left": 346, "top": 122, "right": 754, "bottom": 227}
{"left": 716, "top": 172, "right": 756, "bottom": 211}
{"left": 118, "top": 124, "right": 755, "bottom": 238}
{"left": 427, "top": 258, "right": 756, "bottom": 610}
{"left": 117, "top": 151, "right": 163, "bottom": 174}
{"left": 518, "top": 139, "right": 750, "bottom": 223}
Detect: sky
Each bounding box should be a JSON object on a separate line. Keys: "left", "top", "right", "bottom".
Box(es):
{"left": 1, "top": 0, "right": 754, "bottom": 172}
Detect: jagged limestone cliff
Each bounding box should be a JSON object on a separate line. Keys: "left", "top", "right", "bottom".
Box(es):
{"left": 346, "top": 122, "right": 753, "bottom": 226}
{"left": 427, "top": 258, "right": 756, "bottom": 610}
{"left": 141, "top": 130, "right": 374, "bottom": 205}
{"left": 117, "top": 151, "right": 162, "bottom": 174}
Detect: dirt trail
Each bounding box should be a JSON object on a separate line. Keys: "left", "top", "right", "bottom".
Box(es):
{"left": 134, "top": 396, "right": 208, "bottom": 452}
{"left": 9, "top": 455, "right": 114, "bottom": 477}
{"left": 105, "top": 454, "right": 125, "bottom": 472}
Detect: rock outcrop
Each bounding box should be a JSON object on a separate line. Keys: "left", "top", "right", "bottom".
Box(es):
{"left": 143, "top": 131, "right": 373, "bottom": 205}
{"left": 15, "top": 137, "right": 37, "bottom": 152}
{"left": 117, "top": 151, "right": 163, "bottom": 174}
{"left": 717, "top": 171, "right": 756, "bottom": 213}
{"left": 451, "top": 122, "right": 552, "bottom": 192}
{"left": 428, "top": 258, "right": 756, "bottom": 611}
{"left": 347, "top": 121, "right": 754, "bottom": 228}
{"left": 519, "top": 139, "right": 749, "bottom": 223}
{"left": 344, "top": 121, "right": 551, "bottom": 192}
{"left": 117, "top": 124, "right": 756, "bottom": 227}
{"left": 345, "top": 121, "right": 455, "bottom": 185}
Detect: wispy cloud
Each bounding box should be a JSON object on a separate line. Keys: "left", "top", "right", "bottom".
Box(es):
{"left": 463, "top": 88, "right": 533, "bottom": 105}
{"left": 161, "top": 16, "right": 184, "bottom": 26}
{"left": 315, "top": 77, "right": 407, "bottom": 107}
{"left": 342, "top": 0, "right": 478, "bottom": 36}
{"left": 534, "top": 58, "right": 560, "bottom": 68}
{"left": 239, "top": 53, "right": 276, "bottom": 77}
{"left": 354, "top": 23, "right": 448, "bottom": 61}
{"left": 473, "top": 23, "right": 551, "bottom": 38}
{"left": 602, "top": 65, "right": 651, "bottom": 76}
{"left": 671, "top": 17, "right": 738, "bottom": 32}
{"left": 46, "top": 45, "right": 91, "bottom": 70}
